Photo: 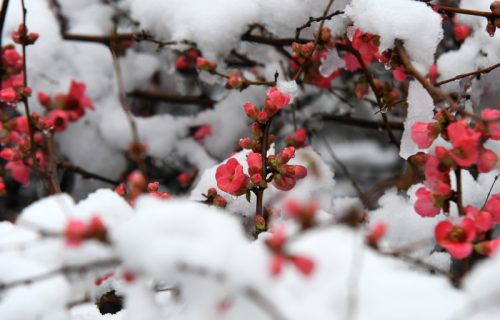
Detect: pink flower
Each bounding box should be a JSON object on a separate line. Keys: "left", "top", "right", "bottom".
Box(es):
{"left": 246, "top": 152, "right": 262, "bottom": 176}
{"left": 477, "top": 148, "right": 497, "bottom": 173}
{"left": 289, "top": 255, "right": 315, "bottom": 276}
{"left": 351, "top": 29, "right": 379, "bottom": 66}
{"left": 464, "top": 205, "right": 494, "bottom": 232}
{"left": 48, "top": 110, "right": 69, "bottom": 132}
{"left": 266, "top": 87, "right": 290, "bottom": 110}
{"left": 447, "top": 120, "right": 481, "bottom": 167}
{"left": 193, "top": 124, "right": 212, "bottom": 142}
{"left": 0, "top": 87, "right": 20, "bottom": 103}
{"left": 475, "top": 239, "right": 500, "bottom": 256}
{"left": 424, "top": 155, "right": 450, "bottom": 189}
{"left": 428, "top": 64, "right": 439, "bottom": 84}
{"left": 343, "top": 52, "right": 361, "bottom": 71}
{"left": 411, "top": 122, "right": 439, "bottom": 149}
{"left": 195, "top": 57, "right": 217, "bottom": 72}
{"left": 5, "top": 160, "right": 30, "bottom": 186}
{"left": 414, "top": 187, "right": 442, "bottom": 217}
{"left": 285, "top": 128, "right": 307, "bottom": 148}
{"left": 481, "top": 108, "right": 500, "bottom": 140}
{"left": 366, "top": 222, "right": 386, "bottom": 247}
{"left": 272, "top": 164, "right": 307, "bottom": 191}
{"left": 285, "top": 198, "right": 317, "bottom": 228}
{"left": 485, "top": 194, "right": 500, "bottom": 222}
{"left": 2, "top": 49, "right": 22, "bottom": 67}
{"left": 453, "top": 21, "right": 471, "bottom": 42}
{"left": 435, "top": 218, "right": 476, "bottom": 259}
{"left": 392, "top": 65, "right": 407, "bottom": 82}
{"left": 277, "top": 146, "right": 295, "bottom": 164}
{"left": 244, "top": 102, "right": 258, "bottom": 120}
{"left": 67, "top": 80, "right": 94, "bottom": 110}
{"left": 175, "top": 55, "right": 189, "bottom": 70}
{"left": 64, "top": 219, "right": 87, "bottom": 247}
{"left": 215, "top": 158, "right": 249, "bottom": 195}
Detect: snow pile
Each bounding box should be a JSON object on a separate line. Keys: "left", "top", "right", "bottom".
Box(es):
{"left": 400, "top": 81, "right": 435, "bottom": 159}
{"left": 346, "top": 0, "right": 443, "bottom": 68}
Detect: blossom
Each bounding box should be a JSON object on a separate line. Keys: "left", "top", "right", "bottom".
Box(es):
{"left": 285, "top": 128, "right": 307, "bottom": 148}
{"left": 64, "top": 219, "right": 87, "bottom": 247}
{"left": 447, "top": 120, "right": 481, "bottom": 167}
{"left": 272, "top": 164, "right": 307, "bottom": 191}
{"left": 464, "top": 205, "right": 493, "bottom": 233}
{"left": 48, "top": 109, "right": 69, "bottom": 132}
{"left": 411, "top": 122, "right": 439, "bottom": 149}
{"left": 246, "top": 152, "right": 262, "bottom": 176}
{"left": 215, "top": 158, "right": 249, "bottom": 195}
{"left": 195, "top": 57, "right": 217, "bottom": 72}
{"left": 392, "top": 65, "right": 407, "bottom": 82}
{"left": 475, "top": 239, "right": 500, "bottom": 256}
{"left": 414, "top": 187, "right": 441, "bottom": 217}
{"left": 453, "top": 20, "right": 471, "bottom": 42}
{"left": 481, "top": 108, "right": 500, "bottom": 140}
{"left": 477, "top": 148, "right": 498, "bottom": 173}
{"left": 366, "top": 222, "right": 386, "bottom": 247}
{"left": 435, "top": 218, "right": 476, "bottom": 259}
{"left": 428, "top": 64, "right": 438, "bottom": 84}
{"left": 266, "top": 87, "right": 290, "bottom": 110}
{"left": 484, "top": 194, "right": 500, "bottom": 222}
{"left": 193, "top": 124, "right": 212, "bottom": 142}
{"left": 0, "top": 87, "right": 20, "bottom": 103}
{"left": 5, "top": 160, "right": 30, "bottom": 186}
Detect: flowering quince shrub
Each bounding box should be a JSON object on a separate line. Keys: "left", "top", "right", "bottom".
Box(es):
{"left": 0, "top": 0, "right": 500, "bottom": 320}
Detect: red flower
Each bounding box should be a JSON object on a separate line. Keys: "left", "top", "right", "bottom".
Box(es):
{"left": 484, "top": 194, "right": 500, "bottom": 222}
{"left": 351, "top": 29, "right": 379, "bottom": 66}
{"left": 65, "top": 219, "right": 87, "bottom": 247}
{"left": 464, "top": 205, "right": 493, "bottom": 233}
{"left": 447, "top": 120, "right": 481, "bottom": 167}
{"left": 475, "top": 239, "right": 500, "bottom": 256}
{"left": 266, "top": 87, "right": 290, "bottom": 110}
{"left": 411, "top": 122, "right": 439, "bottom": 149}
{"left": 272, "top": 164, "right": 307, "bottom": 191}
{"left": 5, "top": 160, "right": 30, "bottom": 186}
{"left": 246, "top": 152, "right": 262, "bottom": 176}
{"left": 48, "top": 110, "right": 69, "bottom": 132}
{"left": 392, "top": 65, "right": 407, "bottom": 82}
{"left": 435, "top": 218, "right": 476, "bottom": 259}
{"left": 195, "top": 57, "right": 217, "bottom": 72}
{"left": 366, "top": 222, "right": 387, "bottom": 247}
{"left": 414, "top": 187, "right": 441, "bottom": 217}
{"left": 481, "top": 108, "right": 500, "bottom": 140}
{"left": 428, "top": 64, "right": 439, "bottom": 84}
{"left": 477, "top": 148, "right": 498, "bottom": 173}
{"left": 289, "top": 255, "right": 315, "bottom": 276}
{"left": 215, "top": 158, "right": 249, "bottom": 195}
{"left": 0, "top": 87, "right": 20, "bottom": 103}
{"left": 193, "top": 124, "right": 212, "bottom": 142}
{"left": 453, "top": 20, "right": 471, "bottom": 42}
{"left": 175, "top": 55, "right": 189, "bottom": 71}
{"left": 285, "top": 128, "right": 307, "bottom": 148}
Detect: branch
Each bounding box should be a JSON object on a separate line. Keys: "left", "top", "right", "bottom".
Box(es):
{"left": 315, "top": 113, "right": 404, "bottom": 131}
{"left": 435, "top": 4, "right": 499, "bottom": 19}
{"left": 130, "top": 90, "right": 215, "bottom": 108}
{"left": 295, "top": 10, "right": 344, "bottom": 41}
{"left": 435, "top": 62, "right": 500, "bottom": 86}
{"left": 0, "top": 0, "right": 10, "bottom": 91}
{"left": 58, "top": 160, "right": 120, "bottom": 186}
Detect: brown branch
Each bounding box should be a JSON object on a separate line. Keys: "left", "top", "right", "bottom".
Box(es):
{"left": 313, "top": 132, "right": 371, "bottom": 208}
{"left": 291, "top": 0, "right": 335, "bottom": 81}
{"left": 58, "top": 160, "right": 120, "bottom": 186}
{"left": 110, "top": 30, "right": 148, "bottom": 178}
{"left": 435, "top": 4, "right": 499, "bottom": 19}
{"left": 435, "top": 62, "right": 500, "bottom": 86}
{"left": 295, "top": 10, "right": 344, "bottom": 40}
{"left": 130, "top": 90, "right": 215, "bottom": 108}
{"left": 336, "top": 43, "right": 400, "bottom": 146}
{"left": 315, "top": 113, "right": 404, "bottom": 131}
{"left": 0, "top": 258, "right": 120, "bottom": 292}
{"left": 0, "top": 0, "right": 10, "bottom": 91}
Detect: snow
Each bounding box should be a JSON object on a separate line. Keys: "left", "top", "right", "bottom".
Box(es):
{"left": 400, "top": 81, "right": 435, "bottom": 159}
{"left": 346, "top": 0, "right": 443, "bottom": 68}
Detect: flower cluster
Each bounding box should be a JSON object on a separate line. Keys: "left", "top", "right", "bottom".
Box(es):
{"left": 115, "top": 171, "right": 172, "bottom": 205}
{"left": 37, "top": 81, "right": 94, "bottom": 132}
{"left": 64, "top": 215, "right": 107, "bottom": 247}
{"left": 175, "top": 48, "right": 200, "bottom": 71}
{"left": 201, "top": 187, "right": 228, "bottom": 208}
{"left": 265, "top": 228, "right": 315, "bottom": 277}
{"left": 290, "top": 27, "right": 340, "bottom": 88}
{"left": 410, "top": 110, "right": 500, "bottom": 259}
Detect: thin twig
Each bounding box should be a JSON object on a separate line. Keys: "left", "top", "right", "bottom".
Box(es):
{"left": 110, "top": 29, "right": 147, "bottom": 178}
{"left": 0, "top": 0, "right": 11, "bottom": 91}
{"left": 131, "top": 90, "right": 215, "bottom": 108}
{"left": 435, "top": 62, "right": 500, "bottom": 86}
{"left": 482, "top": 172, "right": 500, "bottom": 209}
{"left": 295, "top": 10, "right": 344, "bottom": 41}
{"left": 315, "top": 113, "right": 404, "bottom": 131}
{"left": 58, "top": 160, "right": 120, "bottom": 185}
{"left": 313, "top": 132, "right": 371, "bottom": 208}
